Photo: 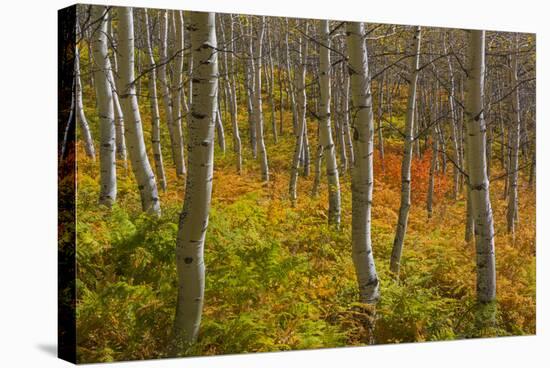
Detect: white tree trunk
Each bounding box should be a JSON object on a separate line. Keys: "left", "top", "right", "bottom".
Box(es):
{"left": 346, "top": 21, "right": 380, "bottom": 304}
{"left": 289, "top": 21, "right": 308, "bottom": 203}
{"left": 144, "top": 8, "right": 167, "bottom": 191}
{"left": 90, "top": 5, "right": 116, "bottom": 207}
{"left": 174, "top": 11, "right": 217, "bottom": 347}
{"left": 318, "top": 19, "right": 341, "bottom": 226}
{"left": 227, "top": 15, "right": 242, "bottom": 173}
{"left": 253, "top": 17, "right": 269, "bottom": 182}
{"left": 507, "top": 35, "right": 521, "bottom": 234}
{"left": 390, "top": 26, "right": 422, "bottom": 276}
{"left": 75, "top": 46, "right": 96, "bottom": 160}
{"left": 465, "top": 29, "right": 496, "bottom": 304}
{"left": 171, "top": 10, "right": 187, "bottom": 176}
{"left": 116, "top": 7, "right": 161, "bottom": 215}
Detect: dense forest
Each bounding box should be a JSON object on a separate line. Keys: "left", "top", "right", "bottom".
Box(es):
{"left": 62, "top": 5, "right": 536, "bottom": 363}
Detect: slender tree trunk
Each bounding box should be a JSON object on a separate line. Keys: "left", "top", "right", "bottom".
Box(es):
{"left": 116, "top": 7, "right": 161, "bottom": 215}
{"left": 465, "top": 29, "right": 496, "bottom": 306}
{"left": 90, "top": 6, "right": 116, "bottom": 207}
{"left": 174, "top": 11, "right": 217, "bottom": 348}
{"left": 289, "top": 21, "right": 308, "bottom": 203}
{"left": 346, "top": 21, "right": 380, "bottom": 304}
{"left": 342, "top": 69, "right": 354, "bottom": 169}
{"left": 390, "top": 26, "right": 422, "bottom": 276}
{"left": 253, "top": 17, "right": 269, "bottom": 182}
{"left": 75, "top": 46, "right": 96, "bottom": 160}
{"left": 427, "top": 125, "right": 439, "bottom": 218}
{"left": 171, "top": 10, "right": 187, "bottom": 176}
{"left": 108, "top": 14, "right": 128, "bottom": 167}
{"left": 316, "top": 19, "right": 341, "bottom": 226}
{"left": 507, "top": 35, "right": 521, "bottom": 235}
{"left": 227, "top": 15, "right": 242, "bottom": 173}
{"left": 144, "top": 9, "right": 167, "bottom": 191}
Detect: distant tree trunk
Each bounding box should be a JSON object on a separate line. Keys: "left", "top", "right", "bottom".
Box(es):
{"left": 116, "top": 7, "right": 161, "bottom": 215}
{"left": 346, "top": 21, "right": 380, "bottom": 304}
{"left": 464, "top": 29, "right": 496, "bottom": 306}
{"left": 143, "top": 9, "right": 167, "bottom": 191}
{"left": 342, "top": 69, "right": 354, "bottom": 169}
{"left": 75, "top": 46, "right": 96, "bottom": 159}
{"left": 377, "top": 70, "right": 385, "bottom": 163}
{"left": 171, "top": 10, "right": 187, "bottom": 176}
{"left": 215, "top": 99, "right": 226, "bottom": 154}
{"left": 285, "top": 18, "right": 298, "bottom": 134}
{"left": 265, "top": 21, "right": 278, "bottom": 143}
{"left": 507, "top": 35, "right": 521, "bottom": 235}
{"left": 245, "top": 20, "right": 257, "bottom": 158}
{"left": 427, "top": 125, "right": 439, "bottom": 218}
{"left": 253, "top": 17, "right": 269, "bottom": 182}
{"left": 317, "top": 19, "right": 341, "bottom": 226}
{"left": 108, "top": 14, "right": 128, "bottom": 167}
{"left": 227, "top": 15, "right": 242, "bottom": 173}
{"left": 390, "top": 26, "right": 422, "bottom": 276}
{"left": 445, "top": 35, "right": 461, "bottom": 199}
{"left": 174, "top": 11, "right": 217, "bottom": 348}
{"left": 289, "top": 21, "right": 308, "bottom": 203}
{"left": 90, "top": 6, "right": 116, "bottom": 207}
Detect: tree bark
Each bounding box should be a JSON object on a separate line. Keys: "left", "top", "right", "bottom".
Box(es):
{"left": 174, "top": 11, "right": 217, "bottom": 348}
{"left": 143, "top": 9, "right": 167, "bottom": 191}
{"left": 346, "top": 21, "right": 380, "bottom": 304}
{"left": 390, "top": 26, "right": 422, "bottom": 276}
{"left": 90, "top": 6, "right": 116, "bottom": 207}
{"left": 116, "top": 7, "right": 161, "bottom": 215}
{"left": 465, "top": 29, "right": 496, "bottom": 305}
{"left": 253, "top": 17, "right": 269, "bottom": 182}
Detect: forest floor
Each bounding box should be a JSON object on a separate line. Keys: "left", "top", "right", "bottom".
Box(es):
{"left": 74, "top": 93, "right": 536, "bottom": 363}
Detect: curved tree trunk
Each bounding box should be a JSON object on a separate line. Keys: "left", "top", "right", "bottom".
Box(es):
{"left": 390, "top": 26, "right": 422, "bottom": 277}
{"left": 116, "top": 7, "right": 161, "bottom": 215}
{"left": 346, "top": 21, "right": 380, "bottom": 304}
{"left": 90, "top": 5, "right": 116, "bottom": 207}
{"left": 173, "top": 11, "right": 217, "bottom": 348}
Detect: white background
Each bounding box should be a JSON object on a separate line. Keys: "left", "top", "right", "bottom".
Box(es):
{"left": 0, "top": 0, "right": 547, "bottom": 366}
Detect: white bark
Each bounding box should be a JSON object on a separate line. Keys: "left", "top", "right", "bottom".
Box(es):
{"left": 507, "top": 35, "right": 521, "bottom": 234}
{"left": 227, "top": 15, "right": 242, "bottom": 173}
{"left": 465, "top": 29, "right": 496, "bottom": 304}
{"left": 174, "top": 11, "right": 217, "bottom": 347}
{"left": 289, "top": 21, "right": 308, "bottom": 203}
{"left": 253, "top": 17, "right": 269, "bottom": 182}
{"left": 144, "top": 9, "right": 167, "bottom": 191}
{"left": 75, "top": 45, "right": 96, "bottom": 160}
{"left": 115, "top": 7, "right": 161, "bottom": 215}
{"left": 390, "top": 26, "right": 422, "bottom": 276}
{"left": 171, "top": 10, "right": 187, "bottom": 176}
{"left": 318, "top": 19, "right": 341, "bottom": 226}
{"left": 90, "top": 5, "right": 116, "bottom": 207}
{"left": 346, "top": 21, "right": 380, "bottom": 304}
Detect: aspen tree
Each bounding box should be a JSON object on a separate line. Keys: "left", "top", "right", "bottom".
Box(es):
{"left": 75, "top": 46, "right": 96, "bottom": 160}
{"left": 144, "top": 8, "right": 167, "bottom": 191}
{"left": 116, "top": 7, "right": 160, "bottom": 214}
{"left": 507, "top": 34, "right": 521, "bottom": 234}
{"left": 464, "top": 29, "right": 496, "bottom": 306}
{"left": 390, "top": 26, "right": 422, "bottom": 276}
{"left": 174, "top": 11, "right": 217, "bottom": 348}
{"left": 171, "top": 10, "right": 187, "bottom": 176}
{"left": 90, "top": 5, "right": 116, "bottom": 207}
{"left": 318, "top": 19, "right": 341, "bottom": 226}
{"left": 346, "top": 21, "right": 379, "bottom": 303}
{"left": 253, "top": 17, "right": 269, "bottom": 182}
